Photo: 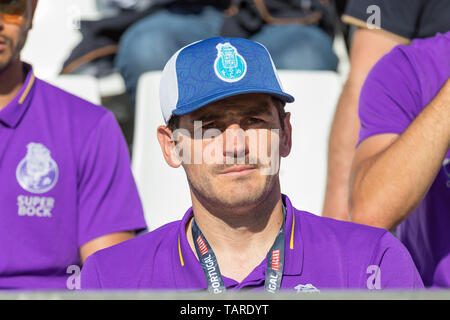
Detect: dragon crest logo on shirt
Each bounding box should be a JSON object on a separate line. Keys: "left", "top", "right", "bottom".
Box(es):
{"left": 214, "top": 42, "right": 247, "bottom": 83}
{"left": 294, "top": 283, "right": 320, "bottom": 293}
{"left": 16, "top": 143, "right": 58, "bottom": 194}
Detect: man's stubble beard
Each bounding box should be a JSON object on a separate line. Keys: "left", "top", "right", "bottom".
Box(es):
{"left": 187, "top": 166, "right": 277, "bottom": 215}
{"left": 0, "top": 30, "right": 29, "bottom": 73}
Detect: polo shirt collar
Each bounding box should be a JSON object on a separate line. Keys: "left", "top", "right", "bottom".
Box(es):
{"left": 0, "top": 63, "right": 36, "bottom": 128}
{"left": 173, "top": 207, "right": 208, "bottom": 289}
{"left": 282, "top": 194, "right": 304, "bottom": 276}
{"left": 173, "top": 194, "right": 304, "bottom": 287}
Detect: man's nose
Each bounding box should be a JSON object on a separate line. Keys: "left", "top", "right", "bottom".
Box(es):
{"left": 223, "top": 124, "right": 247, "bottom": 158}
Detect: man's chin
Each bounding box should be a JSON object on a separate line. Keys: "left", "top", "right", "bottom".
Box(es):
{"left": 210, "top": 188, "right": 268, "bottom": 210}
{"left": 0, "top": 57, "right": 14, "bottom": 73}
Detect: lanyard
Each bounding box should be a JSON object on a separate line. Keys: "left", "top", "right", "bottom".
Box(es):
{"left": 191, "top": 205, "right": 286, "bottom": 294}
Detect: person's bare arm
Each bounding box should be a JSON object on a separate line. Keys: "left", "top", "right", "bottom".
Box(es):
{"left": 79, "top": 231, "right": 135, "bottom": 263}
{"left": 322, "top": 29, "right": 401, "bottom": 220}
{"left": 349, "top": 79, "right": 450, "bottom": 230}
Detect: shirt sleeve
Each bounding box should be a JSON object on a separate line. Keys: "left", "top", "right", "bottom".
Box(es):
{"left": 81, "top": 254, "right": 102, "bottom": 289}
{"left": 366, "top": 231, "right": 424, "bottom": 289}
{"left": 342, "top": 0, "right": 422, "bottom": 40}
{"left": 77, "top": 111, "right": 147, "bottom": 247}
{"left": 357, "top": 46, "right": 422, "bottom": 146}
{"left": 432, "top": 255, "right": 450, "bottom": 288}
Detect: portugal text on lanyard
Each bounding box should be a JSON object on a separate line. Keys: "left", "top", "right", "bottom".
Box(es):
{"left": 191, "top": 205, "right": 286, "bottom": 294}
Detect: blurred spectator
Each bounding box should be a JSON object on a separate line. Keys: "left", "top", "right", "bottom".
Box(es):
{"left": 323, "top": 0, "right": 450, "bottom": 221}
{"left": 0, "top": 0, "right": 147, "bottom": 289}
{"left": 349, "top": 32, "right": 449, "bottom": 287}
{"left": 221, "top": 0, "right": 338, "bottom": 70}
{"left": 115, "top": 1, "right": 230, "bottom": 109}
{"left": 64, "top": 0, "right": 341, "bottom": 113}
{"left": 61, "top": 0, "right": 157, "bottom": 78}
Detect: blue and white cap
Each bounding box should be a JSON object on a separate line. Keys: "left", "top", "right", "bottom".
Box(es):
{"left": 159, "top": 37, "right": 295, "bottom": 123}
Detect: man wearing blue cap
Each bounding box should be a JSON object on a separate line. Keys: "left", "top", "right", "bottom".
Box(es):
{"left": 81, "top": 37, "right": 423, "bottom": 292}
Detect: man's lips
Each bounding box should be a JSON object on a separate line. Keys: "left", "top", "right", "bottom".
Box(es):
{"left": 219, "top": 165, "right": 258, "bottom": 175}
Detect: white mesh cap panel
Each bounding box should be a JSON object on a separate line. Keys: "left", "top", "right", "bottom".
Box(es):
{"left": 159, "top": 40, "right": 203, "bottom": 123}
{"left": 256, "top": 41, "right": 285, "bottom": 91}
{"left": 159, "top": 49, "right": 181, "bottom": 124}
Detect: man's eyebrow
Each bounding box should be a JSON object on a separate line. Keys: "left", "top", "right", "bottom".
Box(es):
{"left": 193, "top": 103, "right": 273, "bottom": 121}
{"left": 240, "top": 106, "right": 272, "bottom": 117}
{"left": 194, "top": 113, "right": 222, "bottom": 122}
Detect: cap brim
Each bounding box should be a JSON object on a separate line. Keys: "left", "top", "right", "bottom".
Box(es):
{"left": 172, "top": 89, "right": 295, "bottom": 117}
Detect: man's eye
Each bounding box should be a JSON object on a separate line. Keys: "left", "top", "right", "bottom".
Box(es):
{"left": 202, "top": 122, "right": 216, "bottom": 129}
{"left": 247, "top": 118, "right": 264, "bottom": 124}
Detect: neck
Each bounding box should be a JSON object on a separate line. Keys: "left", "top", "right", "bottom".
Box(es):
{"left": 0, "top": 59, "right": 25, "bottom": 111}
{"left": 186, "top": 187, "right": 284, "bottom": 282}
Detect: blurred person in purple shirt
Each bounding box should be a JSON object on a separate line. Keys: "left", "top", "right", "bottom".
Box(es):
{"left": 0, "top": 0, "right": 147, "bottom": 289}
{"left": 81, "top": 37, "right": 423, "bottom": 292}
{"left": 324, "top": 0, "right": 450, "bottom": 221}
{"left": 349, "top": 32, "right": 450, "bottom": 287}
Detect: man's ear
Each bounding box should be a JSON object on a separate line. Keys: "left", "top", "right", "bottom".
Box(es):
{"left": 157, "top": 125, "right": 183, "bottom": 168}
{"left": 280, "top": 112, "right": 292, "bottom": 158}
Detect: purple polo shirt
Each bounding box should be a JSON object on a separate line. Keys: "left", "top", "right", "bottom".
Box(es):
{"left": 358, "top": 32, "right": 450, "bottom": 287}
{"left": 0, "top": 64, "right": 147, "bottom": 290}
{"left": 81, "top": 195, "right": 423, "bottom": 291}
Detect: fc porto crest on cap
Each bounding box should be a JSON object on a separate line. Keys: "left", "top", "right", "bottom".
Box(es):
{"left": 16, "top": 143, "right": 59, "bottom": 194}
{"left": 214, "top": 42, "right": 247, "bottom": 83}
